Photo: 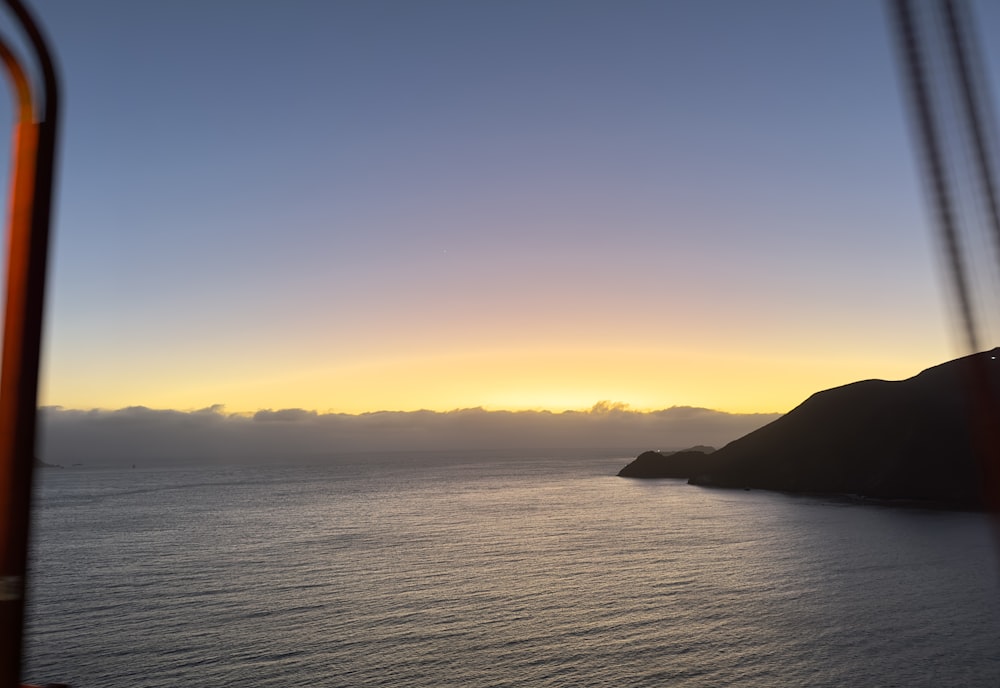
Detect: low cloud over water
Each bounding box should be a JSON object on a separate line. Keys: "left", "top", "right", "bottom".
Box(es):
{"left": 38, "top": 404, "right": 779, "bottom": 466}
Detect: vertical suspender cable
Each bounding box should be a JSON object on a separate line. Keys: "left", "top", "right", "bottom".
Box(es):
{"left": 941, "top": 0, "right": 1000, "bottom": 289}
{"left": 888, "top": 0, "right": 1000, "bottom": 509}
{"left": 889, "top": 0, "right": 979, "bottom": 353}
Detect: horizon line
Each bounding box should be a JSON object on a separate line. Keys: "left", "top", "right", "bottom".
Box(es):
{"left": 38, "top": 401, "right": 788, "bottom": 418}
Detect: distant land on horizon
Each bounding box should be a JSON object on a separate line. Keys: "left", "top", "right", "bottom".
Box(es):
{"left": 619, "top": 348, "right": 1000, "bottom": 509}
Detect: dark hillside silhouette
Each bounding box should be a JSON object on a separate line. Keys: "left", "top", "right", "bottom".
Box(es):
{"left": 617, "top": 447, "right": 714, "bottom": 479}
{"left": 620, "top": 348, "right": 1000, "bottom": 508}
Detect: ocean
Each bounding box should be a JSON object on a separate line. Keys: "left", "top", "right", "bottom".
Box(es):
{"left": 22, "top": 452, "right": 1000, "bottom": 687}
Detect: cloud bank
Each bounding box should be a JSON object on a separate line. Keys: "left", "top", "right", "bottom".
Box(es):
{"left": 38, "top": 403, "right": 781, "bottom": 466}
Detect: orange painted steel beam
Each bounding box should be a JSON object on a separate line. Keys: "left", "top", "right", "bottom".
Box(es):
{"left": 0, "top": 0, "right": 59, "bottom": 685}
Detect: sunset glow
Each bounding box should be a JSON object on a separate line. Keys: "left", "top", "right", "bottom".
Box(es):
{"left": 42, "top": 339, "right": 951, "bottom": 416}
{"left": 10, "top": 0, "right": 990, "bottom": 418}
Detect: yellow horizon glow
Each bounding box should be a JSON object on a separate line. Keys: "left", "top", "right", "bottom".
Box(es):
{"left": 39, "top": 341, "right": 952, "bottom": 416}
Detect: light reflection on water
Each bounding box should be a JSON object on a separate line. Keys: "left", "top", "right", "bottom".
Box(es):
{"left": 23, "top": 455, "right": 1000, "bottom": 687}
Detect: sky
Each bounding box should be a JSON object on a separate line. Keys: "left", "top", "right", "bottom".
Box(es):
{"left": 3, "top": 0, "right": 999, "bottom": 445}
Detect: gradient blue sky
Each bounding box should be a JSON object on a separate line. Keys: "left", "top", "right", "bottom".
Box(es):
{"left": 6, "top": 0, "right": 998, "bottom": 415}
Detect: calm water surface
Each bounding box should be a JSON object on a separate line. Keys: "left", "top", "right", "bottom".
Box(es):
{"left": 23, "top": 454, "right": 1000, "bottom": 686}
